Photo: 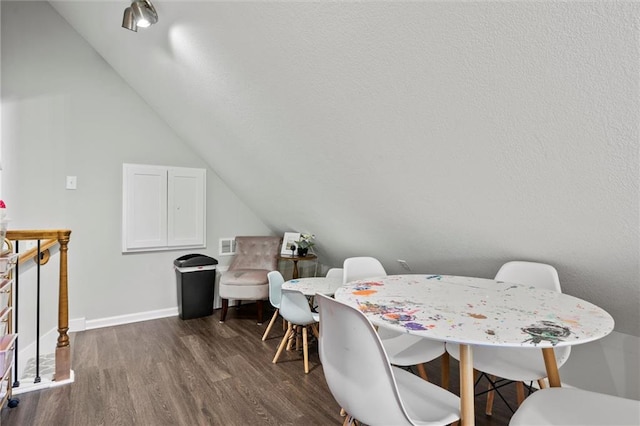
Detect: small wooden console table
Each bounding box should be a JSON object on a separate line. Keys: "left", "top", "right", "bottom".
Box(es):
{"left": 277, "top": 253, "right": 317, "bottom": 279}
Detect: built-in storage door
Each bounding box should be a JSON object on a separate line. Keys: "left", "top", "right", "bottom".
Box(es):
{"left": 168, "top": 167, "right": 206, "bottom": 248}
{"left": 123, "top": 164, "right": 206, "bottom": 253}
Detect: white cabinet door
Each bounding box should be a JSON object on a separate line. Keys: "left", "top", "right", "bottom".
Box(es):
{"left": 168, "top": 167, "right": 206, "bottom": 247}
{"left": 123, "top": 164, "right": 206, "bottom": 252}
{"left": 123, "top": 164, "right": 168, "bottom": 251}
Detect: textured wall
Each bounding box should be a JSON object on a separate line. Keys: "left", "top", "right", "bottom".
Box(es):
{"left": 46, "top": 1, "right": 639, "bottom": 337}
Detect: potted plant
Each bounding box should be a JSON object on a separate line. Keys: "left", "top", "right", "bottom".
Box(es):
{"left": 295, "top": 233, "right": 315, "bottom": 257}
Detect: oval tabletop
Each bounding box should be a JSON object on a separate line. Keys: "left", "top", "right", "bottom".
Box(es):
{"left": 334, "top": 274, "right": 615, "bottom": 348}
{"left": 282, "top": 276, "right": 343, "bottom": 296}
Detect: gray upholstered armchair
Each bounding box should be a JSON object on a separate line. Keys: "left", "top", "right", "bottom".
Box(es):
{"left": 219, "top": 236, "right": 282, "bottom": 324}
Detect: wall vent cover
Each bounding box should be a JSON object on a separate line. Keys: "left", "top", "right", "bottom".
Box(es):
{"left": 219, "top": 238, "right": 236, "bottom": 256}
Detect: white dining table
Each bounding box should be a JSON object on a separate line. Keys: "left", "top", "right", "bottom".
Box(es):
{"left": 282, "top": 276, "right": 343, "bottom": 297}
{"left": 334, "top": 274, "right": 615, "bottom": 426}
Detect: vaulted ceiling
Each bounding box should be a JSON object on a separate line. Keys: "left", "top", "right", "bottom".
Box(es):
{"left": 49, "top": 1, "right": 639, "bottom": 335}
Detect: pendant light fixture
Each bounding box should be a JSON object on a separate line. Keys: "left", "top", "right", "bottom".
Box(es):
{"left": 122, "top": 0, "right": 158, "bottom": 32}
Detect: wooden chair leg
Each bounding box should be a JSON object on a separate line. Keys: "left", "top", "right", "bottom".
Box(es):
{"left": 261, "top": 309, "right": 279, "bottom": 341}
{"left": 311, "top": 323, "right": 319, "bottom": 339}
{"left": 516, "top": 381, "right": 525, "bottom": 405}
{"left": 538, "top": 378, "right": 548, "bottom": 389}
{"left": 219, "top": 298, "right": 229, "bottom": 323}
{"left": 486, "top": 375, "right": 496, "bottom": 416}
{"left": 343, "top": 414, "right": 360, "bottom": 426}
{"left": 286, "top": 325, "right": 296, "bottom": 351}
{"left": 441, "top": 352, "right": 450, "bottom": 390}
{"left": 273, "top": 323, "right": 293, "bottom": 364}
{"left": 303, "top": 326, "right": 309, "bottom": 373}
{"left": 416, "top": 363, "right": 429, "bottom": 381}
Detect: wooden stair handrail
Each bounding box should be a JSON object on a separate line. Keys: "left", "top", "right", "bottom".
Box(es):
{"left": 6, "top": 229, "right": 71, "bottom": 240}
{"left": 5, "top": 229, "right": 72, "bottom": 382}
{"left": 15, "top": 238, "right": 58, "bottom": 265}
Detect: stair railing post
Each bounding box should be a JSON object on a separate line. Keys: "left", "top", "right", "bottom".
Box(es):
{"left": 54, "top": 231, "right": 71, "bottom": 381}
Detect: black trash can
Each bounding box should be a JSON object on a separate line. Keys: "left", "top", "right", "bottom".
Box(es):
{"left": 174, "top": 254, "right": 218, "bottom": 320}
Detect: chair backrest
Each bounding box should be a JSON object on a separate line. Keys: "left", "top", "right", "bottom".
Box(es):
{"left": 495, "top": 261, "right": 571, "bottom": 364}
{"left": 325, "top": 268, "right": 343, "bottom": 279}
{"left": 267, "top": 270, "right": 285, "bottom": 308}
{"left": 229, "top": 236, "right": 281, "bottom": 271}
{"left": 279, "top": 289, "right": 316, "bottom": 325}
{"left": 317, "top": 294, "right": 413, "bottom": 425}
{"left": 342, "top": 257, "right": 387, "bottom": 284}
{"left": 494, "top": 261, "right": 561, "bottom": 292}
{"left": 510, "top": 387, "right": 640, "bottom": 426}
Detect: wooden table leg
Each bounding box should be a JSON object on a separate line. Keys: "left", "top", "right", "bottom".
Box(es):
{"left": 459, "top": 344, "right": 475, "bottom": 426}
{"left": 292, "top": 260, "right": 299, "bottom": 279}
{"left": 542, "top": 348, "right": 561, "bottom": 387}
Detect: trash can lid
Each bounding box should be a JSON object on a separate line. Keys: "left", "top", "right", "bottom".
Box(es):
{"left": 174, "top": 254, "right": 218, "bottom": 268}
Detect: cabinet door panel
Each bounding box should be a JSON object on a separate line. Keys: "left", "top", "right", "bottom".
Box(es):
{"left": 123, "top": 164, "right": 168, "bottom": 251}
{"left": 168, "top": 167, "right": 206, "bottom": 247}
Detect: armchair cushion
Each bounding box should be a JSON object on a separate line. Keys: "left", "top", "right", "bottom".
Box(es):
{"left": 220, "top": 269, "right": 269, "bottom": 286}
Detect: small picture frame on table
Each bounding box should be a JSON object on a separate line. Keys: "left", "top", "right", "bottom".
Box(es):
{"left": 281, "top": 232, "right": 300, "bottom": 255}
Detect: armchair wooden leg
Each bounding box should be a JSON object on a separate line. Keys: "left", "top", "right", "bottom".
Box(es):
{"left": 273, "top": 323, "right": 293, "bottom": 364}
{"left": 257, "top": 300, "right": 264, "bottom": 325}
{"left": 220, "top": 298, "right": 229, "bottom": 323}
{"left": 262, "top": 309, "right": 279, "bottom": 341}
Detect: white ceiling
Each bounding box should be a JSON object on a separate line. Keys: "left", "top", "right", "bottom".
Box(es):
{"left": 49, "top": 1, "right": 639, "bottom": 335}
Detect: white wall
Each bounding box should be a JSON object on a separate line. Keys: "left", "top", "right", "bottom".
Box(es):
{"left": 0, "top": 1, "right": 271, "bottom": 336}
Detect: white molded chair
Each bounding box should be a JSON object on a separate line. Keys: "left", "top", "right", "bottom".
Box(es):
{"left": 272, "top": 289, "right": 319, "bottom": 374}
{"left": 316, "top": 293, "right": 461, "bottom": 426}
{"left": 261, "top": 271, "right": 285, "bottom": 341}
{"left": 325, "top": 267, "right": 343, "bottom": 279}
{"left": 509, "top": 388, "right": 640, "bottom": 425}
{"left": 343, "top": 257, "right": 450, "bottom": 387}
{"left": 447, "top": 261, "right": 572, "bottom": 414}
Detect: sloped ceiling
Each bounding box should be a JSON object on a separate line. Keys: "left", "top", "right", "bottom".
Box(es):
{"left": 49, "top": 1, "right": 639, "bottom": 335}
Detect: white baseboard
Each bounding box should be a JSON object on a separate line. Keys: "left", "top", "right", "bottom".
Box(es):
{"left": 69, "top": 317, "right": 85, "bottom": 332}
{"left": 84, "top": 307, "right": 179, "bottom": 330}
{"left": 69, "top": 267, "right": 232, "bottom": 331}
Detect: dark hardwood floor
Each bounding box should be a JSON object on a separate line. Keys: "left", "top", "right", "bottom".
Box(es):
{"left": 1, "top": 304, "right": 520, "bottom": 425}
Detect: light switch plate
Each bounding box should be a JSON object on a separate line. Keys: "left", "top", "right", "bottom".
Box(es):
{"left": 66, "top": 176, "right": 77, "bottom": 190}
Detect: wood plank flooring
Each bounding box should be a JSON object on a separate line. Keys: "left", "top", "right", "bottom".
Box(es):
{"left": 1, "top": 304, "right": 520, "bottom": 425}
